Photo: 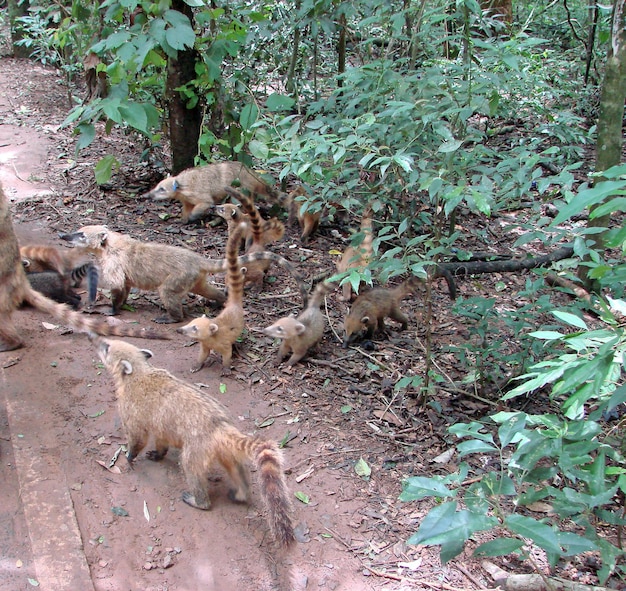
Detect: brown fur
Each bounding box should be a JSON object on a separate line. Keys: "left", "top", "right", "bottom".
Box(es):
{"left": 336, "top": 207, "right": 374, "bottom": 301}
{"left": 284, "top": 186, "right": 321, "bottom": 244}
{"left": 263, "top": 282, "right": 332, "bottom": 366}
{"left": 223, "top": 187, "right": 285, "bottom": 289}
{"left": 94, "top": 336, "right": 295, "bottom": 546}
{"left": 0, "top": 185, "right": 166, "bottom": 352}
{"left": 343, "top": 277, "right": 421, "bottom": 347}
{"left": 177, "top": 223, "right": 247, "bottom": 374}
{"left": 145, "top": 161, "right": 279, "bottom": 223}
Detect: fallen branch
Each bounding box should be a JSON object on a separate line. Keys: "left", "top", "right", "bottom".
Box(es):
{"left": 483, "top": 560, "right": 610, "bottom": 591}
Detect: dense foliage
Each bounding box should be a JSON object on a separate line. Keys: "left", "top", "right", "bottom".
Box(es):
{"left": 8, "top": 0, "right": 626, "bottom": 582}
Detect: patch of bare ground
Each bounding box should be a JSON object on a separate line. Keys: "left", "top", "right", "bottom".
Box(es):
{"left": 0, "top": 55, "right": 608, "bottom": 591}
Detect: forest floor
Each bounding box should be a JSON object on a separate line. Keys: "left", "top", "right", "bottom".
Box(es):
{"left": 0, "top": 56, "right": 609, "bottom": 591}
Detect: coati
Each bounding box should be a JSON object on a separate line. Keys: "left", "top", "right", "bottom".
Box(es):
{"left": 283, "top": 185, "right": 321, "bottom": 244}
{"left": 60, "top": 225, "right": 308, "bottom": 322}
{"left": 336, "top": 206, "right": 374, "bottom": 302}
{"left": 263, "top": 281, "right": 332, "bottom": 366}
{"left": 26, "top": 271, "right": 82, "bottom": 309}
{"left": 177, "top": 222, "right": 247, "bottom": 375}
{"left": 0, "top": 184, "right": 166, "bottom": 352}
{"left": 145, "top": 161, "right": 280, "bottom": 224}
{"left": 343, "top": 277, "right": 421, "bottom": 347}
{"left": 94, "top": 336, "right": 295, "bottom": 547}
{"left": 221, "top": 187, "right": 285, "bottom": 290}
{"left": 21, "top": 244, "right": 99, "bottom": 307}
{"left": 214, "top": 190, "right": 285, "bottom": 252}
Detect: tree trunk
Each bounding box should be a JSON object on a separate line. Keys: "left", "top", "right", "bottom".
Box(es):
{"left": 167, "top": 0, "right": 202, "bottom": 175}
{"left": 8, "top": 0, "right": 31, "bottom": 58}
{"left": 481, "top": 0, "right": 512, "bottom": 22}
{"left": 587, "top": 0, "right": 626, "bottom": 245}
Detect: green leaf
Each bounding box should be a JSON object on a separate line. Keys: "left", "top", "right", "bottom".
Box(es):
{"left": 119, "top": 102, "right": 149, "bottom": 134}
{"left": 552, "top": 310, "right": 588, "bottom": 330}
{"left": 249, "top": 139, "right": 268, "bottom": 160}
{"left": 94, "top": 155, "right": 119, "bottom": 185}
{"left": 295, "top": 491, "right": 310, "bottom": 504}
{"left": 456, "top": 439, "right": 498, "bottom": 457}
{"left": 219, "top": 383, "right": 226, "bottom": 394}
{"left": 239, "top": 103, "right": 259, "bottom": 130}
{"left": 399, "top": 476, "right": 456, "bottom": 502}
{"left": 505, "top": 514, "right": 562, "bottom": 554}
{"left": 76, "top": 122, "right": 95, "bottom": 151}
{"left": 354, "top": 458, "right": 371, "bottom": 479}
{"left": 474, "top": 537, "right": 524, "bottom": 557}
{"left": 438, "top": 139, "right": 463, "bottom": 153}
{"left": 266, "top": 93, "right": 295, "bottom": 112}
{"left": 551, "top": 180, "right": 626, "bottom": 226}
{"left": 164, "top": 10, "right": 196, "bottom": 50}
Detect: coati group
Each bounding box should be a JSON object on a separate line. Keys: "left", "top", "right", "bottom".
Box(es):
{"left": 1, "top": 160, "right": 433, "bottom": 549}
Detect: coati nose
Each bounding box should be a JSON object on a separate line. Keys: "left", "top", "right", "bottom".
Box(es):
{"left": 59, "top": 231, "right": 81, "bottom": 242}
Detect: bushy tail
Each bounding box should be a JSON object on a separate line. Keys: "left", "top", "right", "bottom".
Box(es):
{"left": 70, "top": 262, "right": 99, "bottom": 305}
{"left": 23, "top": 288, "right": 168, "bottom": 340}
{"left": 307, "top": 280, "right": 334, "bottom": 310}
{"left": 250, "top": 437, "right": 295, "bottom": 547}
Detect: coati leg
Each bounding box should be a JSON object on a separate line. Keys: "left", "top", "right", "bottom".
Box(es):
{"left": 0, "top": 314, "right": 23, "bottom": 352}
{"left": 126, "top": 433, "right": 148, "bottom": 462}
{"left": 110, "top": 286, "right": 131, "bottom": 316}
{"left": 223, "top": 459, "right": 251, "bottom": 504}
{"left": 181, "top": 452, "right": 212, "bottom": 510}
{"left": 146, "top": 438, "right": 169, "bottom": 461}
{"left": 388, "top": 307, "right": 409, "bottom": 331}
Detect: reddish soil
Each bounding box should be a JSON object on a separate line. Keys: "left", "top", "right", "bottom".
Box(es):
{"left": 0, "top": 56, "right": 603, "bottom": 591}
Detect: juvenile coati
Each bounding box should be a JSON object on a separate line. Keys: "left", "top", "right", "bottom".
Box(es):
{"left": 283, "top": 185, "right": 321, "bottom": 244}
{"left": 221, "top": 187, "right": 285, "bottom": 289}
{"left": 177, "top": 222, "right": 247, "bottom": 375}
{"left": 214, "top": 190, "right": 285, "bottom": 251}
{"left": 21, "top": 244, "right": 98, "bottom": 307}
{"left": 0, "top": 185, "right": 165, "bottom": 352}
{"left": 60, "top": 225, "right": 307, "bottom": 322}
{"left": 263, "top": 281, "right": 332, "bottom": 366}
{"left": 26, "top": 271, "right": 82, "bottom": 309}
{"left": 94, "top": 336, "right": 295, "bottom": 547}
{"left": 336, "top": 206, "right": 374, "bottom": 301}
{"left": 145, "top": 161, "right": 280, "bottom": 223}
{"left": 343, "top": 277, "right": 421, "bottom": 347}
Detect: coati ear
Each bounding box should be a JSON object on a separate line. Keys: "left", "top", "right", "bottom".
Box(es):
{"left": 97, "top": 230, "right": 108, "bottom": 247}
{"left": 121, "top": 360, "right": 133, "bottom": 375}
{"left": 209, "top": 323, "right": 219, "bottom": 335}
{"left": 361, "top": 315, "right": 370, "bottom": 325}
{"left": 240, "top": 266, "right": 248, "bottom": 275}
{"left": 172, "top": 179, "right": 179, "bottom": 191}
{"left": 139, "top": 349, "right": 153, "bottom": 359}
{"left": 294, "top": 322, "right": 307, "bottom": 335}
{"left": 22, "top": 259, "right": 30, "bottom": 268}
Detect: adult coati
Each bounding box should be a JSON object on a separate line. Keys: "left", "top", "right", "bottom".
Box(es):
{"left": 343, "top": 277, "right": 421, "bottom": 347}
{"left": 21, "top": 244, "right": 98, "bottom": 307}
{"left": 145, "top": 161, "right": 280, "bottom": 224}
{"left": 93, "top": 336, "right": 295, "bottom": 547}
{"left": 221, "top": 187, "right": 285, "bottom": 290}
{"left": 0, "top": 184, "right": 165, "bottom": 352}
{"left": 336, "top": 205, "right": 374, "bottom": 301}
{"left": 26, "top": 271, "right": 82, "bottom": 309}
{"left": 263, "top": 281, "right": 332, "bottom": 366}
{"left": 177, "top": 222, "right": 247, "bottom": 375}
{"left": 60, "top": 225, "right": 307, "bottom": 322}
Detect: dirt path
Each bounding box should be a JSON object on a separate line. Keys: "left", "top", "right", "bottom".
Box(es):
{"left": 0, "top": 56, "right": 475, "bottom": 591}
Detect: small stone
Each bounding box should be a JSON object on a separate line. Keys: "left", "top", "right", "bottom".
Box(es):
{"left": 163, "top": 554, "right": 174, "bottom": 569}
{"left": 143, "top": 562, "right": 153, "bottom": 570}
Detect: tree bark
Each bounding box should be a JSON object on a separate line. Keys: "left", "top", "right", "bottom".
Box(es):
{"left": 584, "top": 0, "right": 626, "bottom": 256}
{"left": 167, "top": 0, "right": 202, "bottom": 175}
{"left": 8, "top": 0, "right": 31, "bottom": 58}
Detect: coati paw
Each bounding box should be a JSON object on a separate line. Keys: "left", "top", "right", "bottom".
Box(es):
{"left": 228, "top": 489, "right": 249, "bottom": 504}
{"left": 182, "top": 491, "right": 211, "bottom": 510}
{"left": 146, "top": 450, "right": 167, "bottom": 461}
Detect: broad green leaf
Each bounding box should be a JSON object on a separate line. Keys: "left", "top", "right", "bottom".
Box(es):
{"left": 438, "top": 139, "right": 463, "bottom": 153}
{"left": 474, "top": 537, "right": 524, "bottom": 557}
{"left": 239, "top": 103, "right": 259, "bottom": 130}
{"left": 505, "top": 514, "right": 562, "bottom": 554}
{"left": 76, "top": 122, "right": 96, "bottom": 151}
{"left": 456, "top": 439, "right": 498, "bottom": 457}
{"left": 295, "top": 491, "right": 310, "bottom": 504}
{"left": 552, "top": 310, "right": 588, "bottom": 330}
{"left": 249, "top": 139, "right": 269, "bottom": 160}
{"left": 119, "top": 103, "right": 148, "bottom": 134}
{"left": 399, "top": 476, "right": 455, "bottom": 502}
{"left": 94, "top": 155, "right": 119, "bottom": 185}
{"left": 266, "top": 93, "right": 295, "bottom": 112}
{"left": 551, "top": 180, "right": 626, "bottom": 226}
{"left": 354, "top": 458, "right": 371, "bottom": 479}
